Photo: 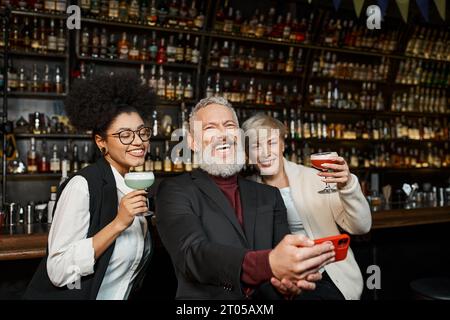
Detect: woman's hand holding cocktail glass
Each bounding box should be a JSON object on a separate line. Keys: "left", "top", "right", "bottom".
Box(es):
{"left": 124, "top": 172, "right": 155, "bottom": 217}
{"left": 313, "top": 153, "right": 352, "bottom": 192}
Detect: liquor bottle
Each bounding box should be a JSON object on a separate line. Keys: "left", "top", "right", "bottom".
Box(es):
{"left": 223, "top": 5, "right": 234, "bottom": 33}
{"left": 50, "top": 144, "right": 61, "bottom": 173}
{"left": 214, "top": 0, "right": 226, "bottom": 32}
{"left": 173, "top": 149, "right": 184, "bottom": 172}
{"left": 255, "top": 14, "right": 266, "bottom": 38}
{"left": 10, "top": 16, "right": 21, "bottom": 50}
{"left": 55, "top": 0, "right": 66, "bottom": 13}
{"left": 80, "top": 0, "right": 91, "bottom": 14}
{"left": 81, "top": 143, "right": 90, "bottom": 169}
{"left": 175, "top": 34, "right": 185, "bottom": 62}
{"left": 128, "top": 0, "right": 140, "bottom": 22}
{"left": 72, "top": 144, "right": 80, "bottom": 173}
{"left": 246, "top": 78, "right": 256, "bottom": 103}
{"left": 144, "top": 148, "right": 154, "bottom": 171}
{"left": 45, "top": 0, "right": 56, "bottom": 12}
{"left": 158, "top": 0, "right": 169, "bottom": 26}
{"left": 194, "top": 0, "right": 205, "bottom": 29}
{"left": 39, "top": 19, "right": 47, "bottom": 53}
{"left": 148, "top": 32, "right": 158, "bottom": 61}
{"left": 210, "top": 41, "right": 219, "bottom": 67}
{"left": 87, "top": 0, "right": 98, "bottom": 15}
{"left": 184, "top": 154, "right": 192, "bottom": 172}
{"left": 18, "top": 67, "right": 27, "bottom": 92}
{"left": 295, "top": 48, "right": 304, "bottom": 73}
{"left": 42, "top": 64, "right": 52, "bottom": 93}
{"left": 80, "top": 27, "right": 90, "bottom": 57}
{"left": 163, "top": 141, "right": 172, "bottom": 172}
{"left": 30, "top": 18, "right": 40, "bottom": 52}
{"left": 109, "top": 0, "right": 119, "bottom": 19}
{"left": 118, "top": 0, "right": 129, "bottom": 22}
{"left": 118, "top": 32, "right": 130, "bottom": 59}
{"left": 191, "top": 36, "right": 200, "bottom": 64}
{"left": 148, "top": 65, "right": 157, "bottom": 92}
{"left": 276, "top": 51, "right": 285, "bottom": 73}
{"left": 184, "top": 75, "right": 194, "bottom": 99}
{"left": 285, "top": 47, "right": 294, "bottom": 73}
{"left": 154, "top": 146, "right": 163, "bottom": 171}
{"left": 91, "top": 28, "right": 100, "bottom": 58}
{"left": 54, "top": 66, "right": 64, "bottom": 94}
{"left": 56, "top": 20, "right": 66, "bottom": 53}
{"left": 128, "top": 35, "right": 140, "bottom": 60}
{"left": 151, "top": 110, "right": 160, "bottom": 138}
{"left": 39, "top": 140, "right": 50, "bottom": 173}
{"left": 27, "top": 138, "right": 38, "bottom": 174}
{"left": 205, "top": 76, "right": 213, "bottom": 98}
{"left": 247, "top": 47, "right": 256, "bottom": 70}
{"left": 99, "top": 28, "right": 108, "bottom": 58}
{"left": 219, "top": 41, "right": 230, "bottom": 69}
{"left": 166, "top": 72, "right": 175, "bottom": 100}
{"left": 47, "top": 186, "right": 57, "bottom": 224}
{"left": 107, "top": 33, "right": 117, "bottom": 59}
{"left": 157, "top": 66, "right": 166, "bottom": 98}
{"left": 184, "top": 34, "right": 192, "bottom": 63}
{"left": 175, "top": 73, "right": 184, "bottom": 100}
{"left": 147, "top": 0, "right": 158, "bottom": 26}
{"left": 157, "top": 38, "right": 168, "bottom": 64}
{"left": 138, "top": 64, "right": 146, "bottom": 86}
{"left": 31, "top": 64, "right": 40, "bottom": 92}
{"left": 61, "top": 143, "right": 70, "bottom": 175}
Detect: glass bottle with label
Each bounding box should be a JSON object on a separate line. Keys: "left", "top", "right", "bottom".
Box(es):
{"left": 118, "top": 32, "right": 130, "bottom": 60}
{"left": 154, "top": 146, "right": 163, "bottom": 171}
{"left": 50, "top": 144, "right": 61, "bottom": 173}
{"left": 27, "top": 138, "right": 38, "bottom": 174}
{"left": 81, "top": 143, "right": 91, "bottom": 169}
{"left": 163, "top": 141, "right": 172, "bottom": 172}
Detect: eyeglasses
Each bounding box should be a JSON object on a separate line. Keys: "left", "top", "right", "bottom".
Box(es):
{"left": 110, "top": 127, "right": 152, "bottom": 145}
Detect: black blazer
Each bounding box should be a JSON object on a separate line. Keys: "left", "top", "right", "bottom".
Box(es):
{"left": 155, "top": 169, "right": 290, "bottom": 299}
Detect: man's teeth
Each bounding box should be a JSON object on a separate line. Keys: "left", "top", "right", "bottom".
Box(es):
{"left": 215, "top": 144, "right": 231, "bottom": 151}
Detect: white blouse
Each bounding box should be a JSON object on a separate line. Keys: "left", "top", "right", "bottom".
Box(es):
{"left": 46, "top": 164, "right": 151, "bottom": 300}
{"left": 278, "top": 187, "right": 307, "bottom": 237}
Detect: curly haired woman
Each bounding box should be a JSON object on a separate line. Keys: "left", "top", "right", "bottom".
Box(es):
{"left": 24, "top": 73, "right": 156, "bottom": 300}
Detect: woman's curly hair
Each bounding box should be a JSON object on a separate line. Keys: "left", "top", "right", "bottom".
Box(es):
{"left": 64, "top": 72, "right": 156, "bottom": 137}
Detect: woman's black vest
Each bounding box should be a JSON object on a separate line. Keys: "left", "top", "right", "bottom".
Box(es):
{"left": 23, "top": 157, "right": 151, "bottom": 299}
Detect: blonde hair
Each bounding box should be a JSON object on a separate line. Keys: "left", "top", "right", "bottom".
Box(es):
{"left": 241, "top": 113, "right": 287, "bottom": 139}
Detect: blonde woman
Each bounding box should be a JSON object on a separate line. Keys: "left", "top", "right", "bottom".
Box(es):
{"left": 242, "top": 113, "right": 371, "bottom": 300}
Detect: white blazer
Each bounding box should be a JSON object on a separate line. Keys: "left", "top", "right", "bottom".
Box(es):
{"left": 251, "top": 157, "right": 372, "bottom": 300}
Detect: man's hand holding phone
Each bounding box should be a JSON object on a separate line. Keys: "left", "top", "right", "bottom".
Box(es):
{"left": 268, "top": 234, "right": 337, "bottom": 297}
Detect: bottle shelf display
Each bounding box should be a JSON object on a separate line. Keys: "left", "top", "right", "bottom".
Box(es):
{"left": 0, "top": 0, "right": 449, "bottom": 207}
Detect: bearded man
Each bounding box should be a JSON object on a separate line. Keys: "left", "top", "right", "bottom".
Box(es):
{"left": 155, "top": 97, "right": 336, "bottom": 300}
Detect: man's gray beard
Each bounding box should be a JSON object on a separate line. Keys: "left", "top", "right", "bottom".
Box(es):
{"left": 199, "top": 162, "right": 244, "bottom": 178}
{"left": 195, "top": 149, "right": 245, "bottom": 178}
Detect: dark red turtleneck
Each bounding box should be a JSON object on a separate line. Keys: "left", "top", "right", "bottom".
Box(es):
{"left": 210, "top": 174, "right": 273, "bottom": 290}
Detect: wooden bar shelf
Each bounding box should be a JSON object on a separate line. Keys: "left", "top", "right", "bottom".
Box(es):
{"left": 81, "top": 17, "right": 208, "bottom": 36}
{"left": 77, "top": 55, "right": 199, "bottom": 69}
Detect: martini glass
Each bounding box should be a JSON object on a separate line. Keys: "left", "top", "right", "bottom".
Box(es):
{"left": 124, "top": 171, "right": 155, "bottom": 217}
{"left": 311, "top": 152, "right": 339, "bottom": 194}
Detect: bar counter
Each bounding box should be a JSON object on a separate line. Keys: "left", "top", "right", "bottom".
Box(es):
{"left": 2, "top": 205, "right": 450, "bottom": 261}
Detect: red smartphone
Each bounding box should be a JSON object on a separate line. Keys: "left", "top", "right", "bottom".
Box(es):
{"left": 314, "top": 234, "right": 350, "bottom": 262}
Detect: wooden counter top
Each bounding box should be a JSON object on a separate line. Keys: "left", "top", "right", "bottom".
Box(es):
{"left": 0, "top": 224, "right": 49, "bottom": 261}
{"left": 2, "top": 205, "right": 450, "bottom": 261}
{"left": 371, "top": 205, "right": 450, "bottom": 229}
